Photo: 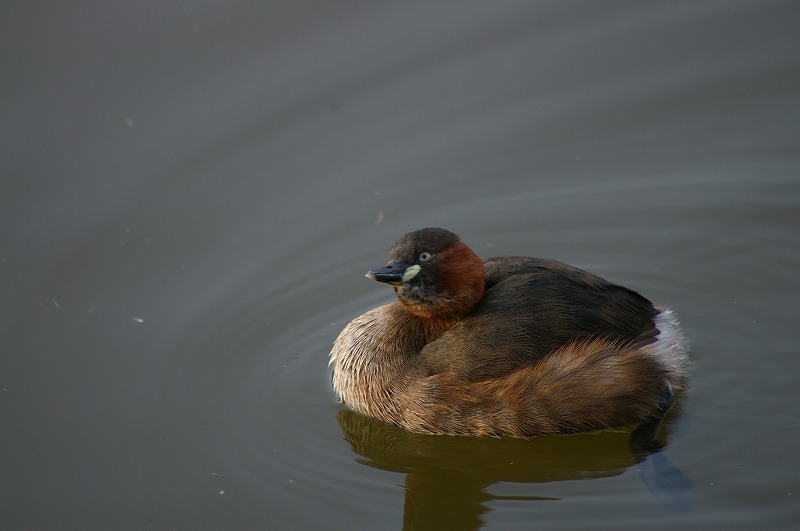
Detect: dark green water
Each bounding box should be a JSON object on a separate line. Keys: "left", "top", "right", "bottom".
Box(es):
{"left": 2, "top": 1, "right": 798, "bottom": 529}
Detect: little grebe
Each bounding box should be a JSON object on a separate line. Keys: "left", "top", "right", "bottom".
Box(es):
{"left": 330, "top": 228, "right": 688, "bottom": 437}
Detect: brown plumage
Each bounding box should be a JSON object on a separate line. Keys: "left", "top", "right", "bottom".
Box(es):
{"left": 330, "top": 228, "right": 688, "bottom": 437}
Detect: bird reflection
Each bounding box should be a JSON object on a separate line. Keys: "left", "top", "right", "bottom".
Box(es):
{"left": 336, "top": 408, "right": 689, "bottom": 529}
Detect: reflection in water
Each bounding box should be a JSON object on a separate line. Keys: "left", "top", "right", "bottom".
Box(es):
{"left": 337, "top": 408, "right": 689, "bottom": 529}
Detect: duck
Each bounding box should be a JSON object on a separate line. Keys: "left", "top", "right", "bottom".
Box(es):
{"left": 329, "top": 228, "right": 688, "bottom": 438}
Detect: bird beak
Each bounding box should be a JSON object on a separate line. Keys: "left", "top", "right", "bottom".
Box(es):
{"left": 366, "top": 263, "right": 420, "bottom": 284}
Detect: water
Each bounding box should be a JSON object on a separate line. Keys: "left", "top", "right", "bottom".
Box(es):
{"left": 2, "top": 1, "right": 799, "bottom": 529}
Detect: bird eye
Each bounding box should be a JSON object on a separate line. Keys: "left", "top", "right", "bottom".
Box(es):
{"left": 419, "top": 252, "right": 432, "bottom": 262}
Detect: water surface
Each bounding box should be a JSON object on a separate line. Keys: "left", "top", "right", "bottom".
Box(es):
{"left": 2, "top": 1, "right": 799, "bottom": 529}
